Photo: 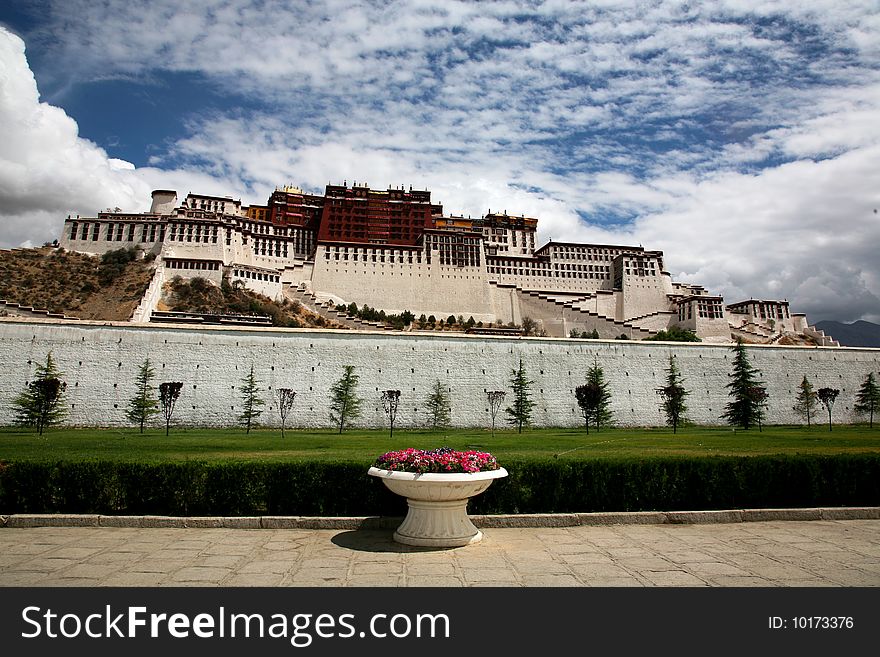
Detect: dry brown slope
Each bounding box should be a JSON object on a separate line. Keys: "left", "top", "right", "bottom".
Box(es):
{"left": 163, "top": 276, "right": 345, "bottom": 329}
{"left": 0, "top": 247, "right": 154, "bottom": 321}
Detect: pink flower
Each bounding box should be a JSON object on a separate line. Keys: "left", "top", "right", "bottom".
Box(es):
{"left": 373, "top": 447, "right": 499, "bottom": 474}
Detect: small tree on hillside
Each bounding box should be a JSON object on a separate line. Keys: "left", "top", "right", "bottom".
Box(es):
{"left": 521, "top": 317, "right": 538, "bottom": 337}
{"left": 656, "top": 355, "right": 689, "bottom": 433}
{"left": 329, "top": 365, "right": 362, "bottom": 433}
{"left": 127, "top": 358, "right": 159, "bottom": 433}
{"left": 381, "top": 390, "right": 401, "bottom": 438}
{"left": 238, "top": 365, "right": 265, "bottom": 434}
{"left": 276, "top": 388, "right": 296, "bottom": 438}
{"left": 854, "top": 372, "right": 880, "bottom": 428}
{"left": 158, "top": 381, "right": 183, "bottom": 436}
{"left": 505, "top": 359, "right": 534, "bottom": 433}
{"left": 645, "top": 326, "right": 701, "bottom": 342}
{"left": 721, "top": 338, "right": 765, "bottom": 430}
{"left": 487, "top": 390, "right": 506, "bottom": 437}
{"left": 12, "top": 352, "right": 67, "bottom": 435}
{"left": 425, "top": 380, "right": 452, "bottom": 429}
{"left": 817, "top": 387, "right": 840, "bottom": 432}
{"left": 793, "top": 376, "right": 818, "bottom": 428}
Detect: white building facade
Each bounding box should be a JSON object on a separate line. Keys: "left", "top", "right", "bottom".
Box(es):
{"left": 58, "top": 188, "right": 835, "bottom": 344}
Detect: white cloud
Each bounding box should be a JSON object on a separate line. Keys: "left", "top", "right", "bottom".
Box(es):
{"left": 0, "top": 28, "right": 149, "bottom": 246}
{"left": 574, "top": 149, "right": 880, "bottom": 323}
{"left": 0, "top": 27, "right": 253, "bottom": 247}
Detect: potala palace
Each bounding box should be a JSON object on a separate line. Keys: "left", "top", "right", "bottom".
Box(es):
{"left": 58, "top": 183, "right": 836, "bottom": 344}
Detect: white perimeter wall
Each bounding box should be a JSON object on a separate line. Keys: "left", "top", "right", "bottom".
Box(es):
{"left": 0, "top": 318, "right": 878, "bottom": 430}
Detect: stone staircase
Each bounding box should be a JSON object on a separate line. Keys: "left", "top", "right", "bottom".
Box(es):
{"left": 529, "top": 291, "right": 595, "bottom": 306}
{"left": 0, "top": 299, "right": 79, "bottom": 321}
{"left": 622, "top": 309, "right": 678, "bottom": 332}
{"left": 803, "top": 325, "right": 840, "bottom": 347}
{"left": 731, "top": 321, "right": 840, "bottom": 347}
{"left": 129, "top": 259, "right": 164, "bottom": 323}
{"left": 283, "top": 285, "right": 396, "bottom": 331}
{"left": 506, "top": 284, "right": 658, "bottom": 339}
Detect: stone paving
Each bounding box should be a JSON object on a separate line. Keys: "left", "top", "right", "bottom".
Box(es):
{"left": 1, "top": 519, "right": 878, "bottom": 587}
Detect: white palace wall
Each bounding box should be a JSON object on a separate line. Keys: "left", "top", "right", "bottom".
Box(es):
{"left": 0, "top": 318, "right": 877, "bottom": 430}
{"left": 311, "top": 251, "right": 496, "bottom": 322}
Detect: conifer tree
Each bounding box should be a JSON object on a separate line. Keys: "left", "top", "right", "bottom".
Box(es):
{"left": 576, "top": 357, "right": 613, "bottom": 432}
{"left": 425, "top": 380, "right": 452, "bottom": 429}
{"left": 854, "top": 372, "right": 880, "bottom": 428}
{"left": 12, "top": 352, "right": 67, "bottom": 435}
{"left": 329, "top": 365, "right": 362, "bottom": 433}
{"left": 127, "top": 358, "right": 159, "bottom": 433}
{"left": 721, "top": 339, "right": 765, "bottom": 430}
{"left": 656, "top": 355, "right": 689, "bottom": 433}
{"left": 238, "top": 365, "right": 265, "bottom": 434}
{"left": 505, "top": 358, "right": 534, "bottom": 433}
{"left": 793, "top": 376, "right": 818, "bottom": 428}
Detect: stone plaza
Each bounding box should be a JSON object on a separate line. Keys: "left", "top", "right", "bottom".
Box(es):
{"left": 2, "top": 512, "right": 878, "bottom": 587}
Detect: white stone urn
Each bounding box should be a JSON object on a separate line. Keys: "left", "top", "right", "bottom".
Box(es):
{"left": 368, "top": 466, "right": 509, "bottom": 547}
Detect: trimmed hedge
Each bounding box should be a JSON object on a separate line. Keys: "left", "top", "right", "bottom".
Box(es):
{"left": 1, "top": 455, "right": 879, "bottom": 516}
{"left": 474, "top": 455, "right": 880, "bottom": 513}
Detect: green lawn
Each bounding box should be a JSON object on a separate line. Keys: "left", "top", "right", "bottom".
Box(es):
{"left": 1, "top": 424, "right": 878, "bottom": 464}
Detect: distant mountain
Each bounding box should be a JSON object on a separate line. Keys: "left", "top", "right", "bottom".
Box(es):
{"left": 814, "top": 320, "right": 880, "bottom": 348}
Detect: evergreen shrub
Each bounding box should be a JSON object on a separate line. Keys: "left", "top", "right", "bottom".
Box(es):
{"left": 1, "top": 456, "right": 878, "bottom": 516}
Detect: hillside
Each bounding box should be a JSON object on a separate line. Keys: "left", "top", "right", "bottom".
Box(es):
{"left": 162, "top": 276, "right": 343, "bottom": 329}
{"left": 0, "top": 247, "right": 344, "bottom": 329}
{"left": 815, "top": 320, "right": 880, "bottom": 348}
{"left": 0, "top": 247, "right": 154, "bottom": 321}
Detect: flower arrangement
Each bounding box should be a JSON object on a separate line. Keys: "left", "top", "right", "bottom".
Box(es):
{"left": 373, "top": 446, "right": 500, "bottom": 474}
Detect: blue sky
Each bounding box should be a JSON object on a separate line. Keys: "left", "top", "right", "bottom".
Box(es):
{"left": 1, "top": 0, "right": 879, "bottom": 323}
